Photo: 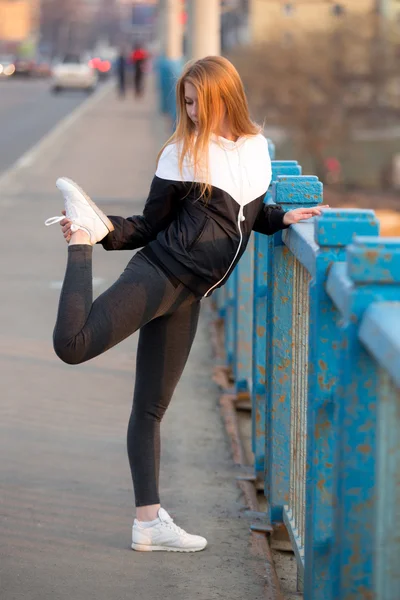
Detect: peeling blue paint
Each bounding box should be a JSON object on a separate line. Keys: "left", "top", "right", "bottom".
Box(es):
{"left": 252, "top": 163, "right": 303, "bottom": 476}
{"left": 303, "top": 210, "right": 378, "bottom": 599}
{"left": 214, "top": 170, "right": 400, "bottom": 600}
{"left": 359, "top": 303, "right": 400, "bottom": 388}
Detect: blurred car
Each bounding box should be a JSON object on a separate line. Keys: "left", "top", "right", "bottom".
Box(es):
{"left": 0, "top": 55, "right": 16, "bottom": 78}
{"left": 51, "top": 54, "right": 98, "bottom": 93}
{"left": 13, "top": 56, "right": 36, "bottom": 76}
{"left": 88, "top": 56, "right": 113, "bottom": 80}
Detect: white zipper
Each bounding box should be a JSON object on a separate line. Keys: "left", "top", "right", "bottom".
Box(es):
{"left": 203, "top": 207, "right": 245, "bottom": 298}
{"left": 204, "top": 145, "right": 245, "bottom": 298}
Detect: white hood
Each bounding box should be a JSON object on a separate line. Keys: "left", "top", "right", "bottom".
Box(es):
{"left": 156, "top": 133, "right": 272, "bottom": 208}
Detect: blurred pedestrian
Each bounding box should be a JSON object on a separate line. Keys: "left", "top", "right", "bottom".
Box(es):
{"left": 324, "top": 156, "right": 342, "bottom": 185}
{"left": 116, "top": 49, "right": 127, "bottom": 98}
{"left": 130, "top": 43, "right": 149, "bottom": 98}
{"left": 45, "top": 56, "right": 325, "bottom": 553}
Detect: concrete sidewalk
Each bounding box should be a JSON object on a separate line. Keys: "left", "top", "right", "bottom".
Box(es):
{"left": 0, "top": 78, "right": 270, "bottom": 600}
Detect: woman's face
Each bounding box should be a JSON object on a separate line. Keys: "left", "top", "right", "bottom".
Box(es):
{"left": 184, "top": 80, "right": 228, "bottom": 135}
{"left": 184, "top": 81, "right": 198, "bottom": 127}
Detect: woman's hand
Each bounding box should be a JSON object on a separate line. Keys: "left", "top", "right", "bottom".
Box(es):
{"left": 283, "top": 205, "right": 328, "bottom": 226}
{"left": 60, "top": 210, "right": 73, "bottom": 243}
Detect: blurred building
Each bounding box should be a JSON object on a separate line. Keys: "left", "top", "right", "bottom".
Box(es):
{"left": 386, "top": 0, "right": 400, "bottom": 20}
{"left": 39, "top": 0, "right": 122, "bottom": 56}
{"left": 249, "top": 0, "right": 397, "bottom": 44}
{"left": 118, "top": 0, "right": 158, "bottom": 44}
{"left": 0, "top": 0, "right": 40, "bottom": 48}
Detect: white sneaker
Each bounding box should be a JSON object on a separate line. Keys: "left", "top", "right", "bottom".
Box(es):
{"left": 131, "top": 508, "right": 207, "bottom": 553}
{"left": 45, "top": 177, "right": 114, "bottom": 245}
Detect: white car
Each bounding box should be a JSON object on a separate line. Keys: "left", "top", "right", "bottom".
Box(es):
{"left": 51, "top": 54, "right": 98, "bottom": 94}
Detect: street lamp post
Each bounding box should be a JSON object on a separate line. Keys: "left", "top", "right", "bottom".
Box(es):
{"left": 190, "top": 0, "right": 221, "bottom": 60}
{"left": 166, "top": 0, "right": 183, "bottom": 60}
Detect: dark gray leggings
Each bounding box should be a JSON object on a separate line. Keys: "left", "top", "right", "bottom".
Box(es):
{"left": 53, "top": 245, "right": 201, "bottom": 507}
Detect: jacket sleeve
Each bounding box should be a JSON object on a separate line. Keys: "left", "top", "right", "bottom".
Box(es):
{"left": 252, "top": 203, "right": 290, "bottom": 236}
{"left": 101, "top": 176, "right": 181, "bottom": 251}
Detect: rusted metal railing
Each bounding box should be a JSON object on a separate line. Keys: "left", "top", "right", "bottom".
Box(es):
{"left": 214, "top": 164, "right": 400, "bottom": 599}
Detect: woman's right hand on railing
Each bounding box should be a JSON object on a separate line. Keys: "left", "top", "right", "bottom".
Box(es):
{"left": 283, "top": 205, "right": 329, "bottom": 226}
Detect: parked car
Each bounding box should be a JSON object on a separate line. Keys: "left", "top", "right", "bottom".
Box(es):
{"left": 13, "top": 56, "right": 36, "bottom": 76}
{"left": 51, "top": 54, "right": 98, "bottom": 93}
{"left": 0, "top": 55, "right": 16, "bottom": 78}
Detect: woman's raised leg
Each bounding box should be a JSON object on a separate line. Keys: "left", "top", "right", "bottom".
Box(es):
{"left": 53, "top": 247, "right": 185, "bottom": 365}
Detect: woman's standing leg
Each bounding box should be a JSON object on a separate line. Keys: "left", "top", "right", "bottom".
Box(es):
{"left": 129, "top": 294, "right": 208, "bottom": 552}
{"left": 127, "top": 292, "right": 201, "bottom": 513}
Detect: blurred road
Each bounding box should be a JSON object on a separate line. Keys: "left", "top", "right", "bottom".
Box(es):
{"left": 0, "top": 78, "right": 100, "bottom": 175}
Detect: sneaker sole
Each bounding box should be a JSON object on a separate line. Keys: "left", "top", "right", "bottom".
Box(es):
{"left": 131, "top": 542, "right": 207, "bottom": 553}
{"left": 56, "top": 177, "right": 115, "bottom": 234}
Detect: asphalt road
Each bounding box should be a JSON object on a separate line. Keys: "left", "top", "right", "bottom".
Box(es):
{"left": 0, "top": 77, "right": 101, "bottom": 176}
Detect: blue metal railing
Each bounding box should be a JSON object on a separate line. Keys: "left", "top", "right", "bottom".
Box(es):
{"left": 359, "top": 307, "right": 400, "bottom": 600}
{"left": 155, "top": 71, "right": 400, "bottom": 596}
{"left": 215, "top": 156, "right": 400, "bottom": 599}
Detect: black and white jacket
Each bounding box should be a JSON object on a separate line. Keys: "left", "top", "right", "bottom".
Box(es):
{"left": 102, "top": 133, "right": 288, "bottom": 297}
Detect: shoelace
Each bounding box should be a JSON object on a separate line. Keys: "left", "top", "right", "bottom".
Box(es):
{"left": 44, "top": 197, "right": 80, "bottom": 231}
{"left": 162, "top": 519, "right": 186, "bottom": 536}
{"left": 44, "top": 215, "right": 78, "bottom": 230}
{"left": 44, "top": 216, "right": 82, "bottom": 237}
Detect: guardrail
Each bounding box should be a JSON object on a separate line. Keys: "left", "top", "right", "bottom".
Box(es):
{"left": 214, "top": 146, "right": 400, "bottom": 600}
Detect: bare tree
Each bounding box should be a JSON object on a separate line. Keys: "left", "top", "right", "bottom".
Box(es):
{"left": 229, "top": 13, "right": 400, "bottom": 178}
{"left": 93, "top": 0, "right": 121, "bottom": 47}
{"left": 40, "top": 0, "right": 87, "bottom": 57}
{"left": 40, "top": 0, "right": 121, "bottom": 56}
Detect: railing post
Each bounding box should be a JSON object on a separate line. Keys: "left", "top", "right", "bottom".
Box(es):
{"left": 359, "top": 302, "right": 400, "bottom": 600}
{"left": 233, "top": 246, "right": 254, "bottom": 394}
{"left": 214, "top": 283, "right": 226, "bottom": 318}
{"left": 232, "top": 142, "right": 279, "bottom": 394}
{"left": 224, "top": 274, "right": 235, "bottom": 371}
{"left": 330, "top": 237, "right": 400, "bottom": 600}
{"left": 303, "top": 210, "right": 380, "bottom": 600}
{"left": 252, "top": 161, "right": 302, "bottom": 476}
{"left": 264, "top": 175, "right": 322, "bottom": 523}
{"left": 266, "top": 161, "right": 302, "bottom": 203}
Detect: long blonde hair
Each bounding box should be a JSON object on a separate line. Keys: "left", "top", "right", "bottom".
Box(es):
{"left": 157, "top": 56, "right": 261, "bottom": 199}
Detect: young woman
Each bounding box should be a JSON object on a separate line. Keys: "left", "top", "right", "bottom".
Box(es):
{"left": 45, "top": 56, "right": 323, "bottom": 553}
